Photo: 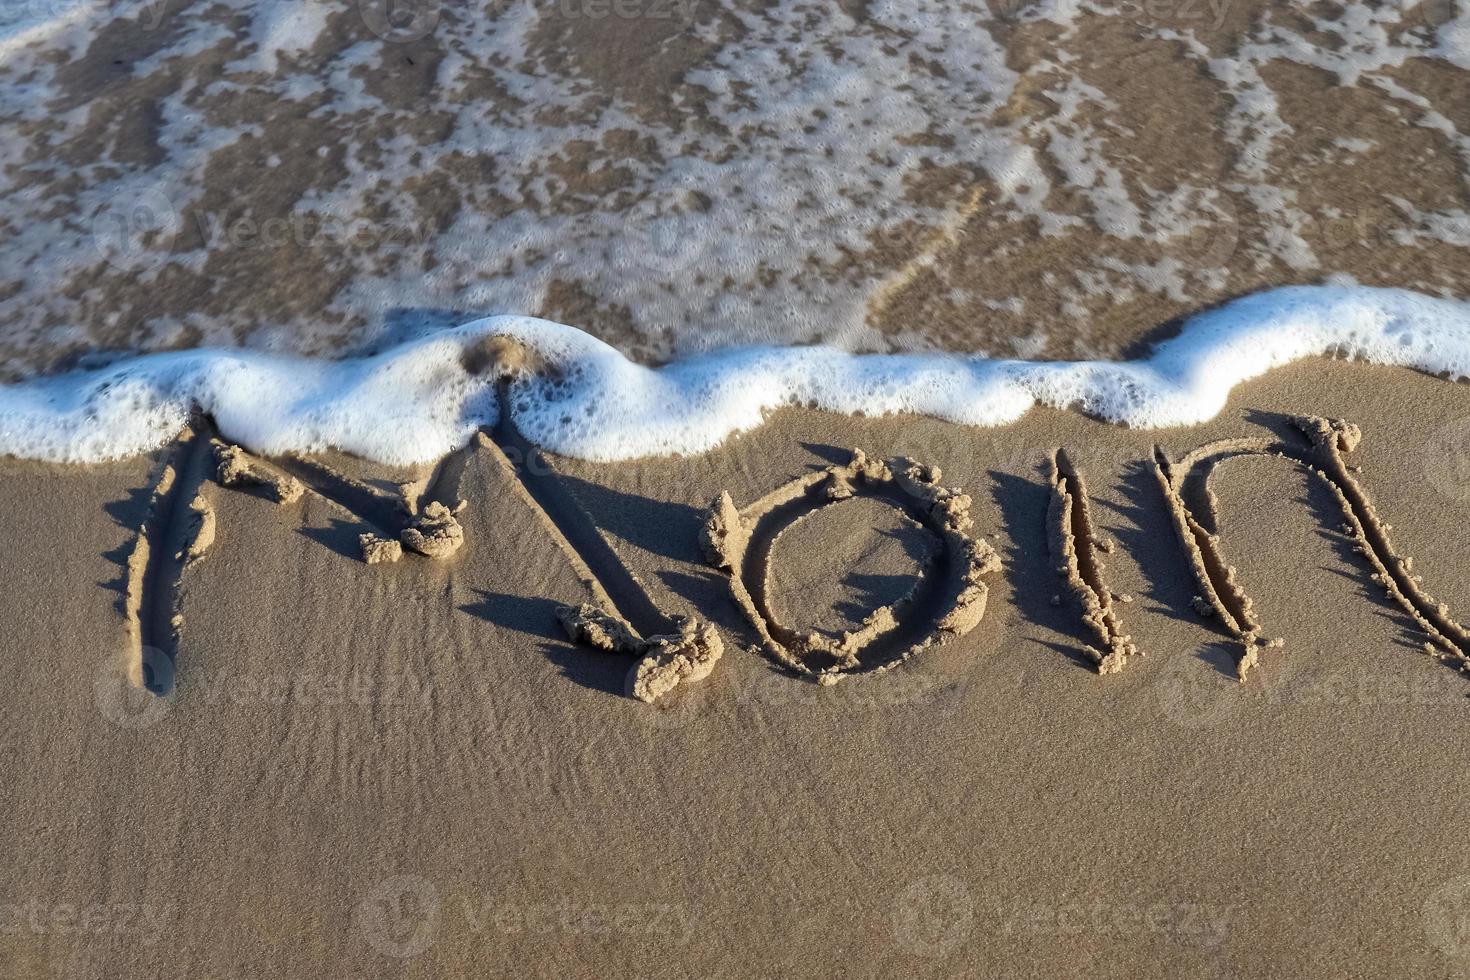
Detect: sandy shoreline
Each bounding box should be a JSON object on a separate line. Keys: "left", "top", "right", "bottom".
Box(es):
{"left": 4, "top": 0, "right": 1468, "bottom": 975}
{"left": 2, "top": 357, "right": 1470, "bottom": 976}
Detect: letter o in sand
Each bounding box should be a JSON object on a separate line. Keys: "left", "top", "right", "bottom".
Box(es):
{"left": 701, "top": 450, "right": 1001, "bottom": 684}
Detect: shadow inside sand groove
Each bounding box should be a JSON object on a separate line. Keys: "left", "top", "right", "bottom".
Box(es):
{"left": 799, "top": 442, "right": 854, "bottom": 467}
{"left": 551, "top": 472, "right": 705, "bottom": 564}
{"left": 460, "top": 589, "right": 564, "bottom": 640}
{"left": 489, "top": 396, "right": 673, "bottom": 639}
{"left": 540, "top": 640, "right": 629, "bottom": 697}
{"left": 270, "top": 455, "right": 404, "bottom": 535}
{"left": 103, "top": 481, "right": 152, "bottom": 531}
{"left": 298, "top": 518, "right": 379, "bottom": 562}
{"left": 657, "top": 569, "right": 739, "bottom": 628}
{"left": 1103, "top": 463, "right": 1219, "bottom": 630}
{"left": 988, "top": 468, "right": 1095, "bottom": 672}
{"left": 128, "top": 426, "right": 213, "bottom": 694}
{"left": 459, "top": 589, "right": 625, "bottom": 696}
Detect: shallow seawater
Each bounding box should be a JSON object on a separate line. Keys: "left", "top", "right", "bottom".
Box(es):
{"left": 0, "top": 0, "right": 1466, "bottom": 379}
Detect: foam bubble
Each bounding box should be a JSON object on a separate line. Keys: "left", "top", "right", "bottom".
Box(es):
{"left": 0, "top": 285, "right": 1467, "bottom": 467}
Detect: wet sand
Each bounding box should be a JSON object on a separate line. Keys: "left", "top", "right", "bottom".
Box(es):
{"left": 5, "top": 358, "right": 1470, "bottom": 977}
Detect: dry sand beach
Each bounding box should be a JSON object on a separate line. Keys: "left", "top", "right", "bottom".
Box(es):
{"left": 2, "top": 0, "right": 1470, "bottom": 977}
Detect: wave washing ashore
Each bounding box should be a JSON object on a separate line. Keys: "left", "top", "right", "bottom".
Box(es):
{"left": 1, "top": 285, "right": 1468, "bottom": 466}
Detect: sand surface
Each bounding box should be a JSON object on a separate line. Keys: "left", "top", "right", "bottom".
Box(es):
{"left": 6, "top": 359, "right": 1470, "bottom": 977}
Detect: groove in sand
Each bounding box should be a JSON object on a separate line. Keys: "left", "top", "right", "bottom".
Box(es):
{"left": 1154, "top": 415, "right": 1470, "bottom": 679}
{"left": 268, "top": 454, "right": 406, "bottom": 536}
{"left": 1046, "top": 449, "right": 1139, "bottom": 675}
{"left": 483, "top": 386, "right": 721, "bottom": 703}
{"left": 123, "top": 423, "right": 215, "bottom": 695}
{"left": 216, "top": 440, "right": 472, "bottom": 562}
{"left": 702, "top": 450, "right": 1000, "bottom": 685}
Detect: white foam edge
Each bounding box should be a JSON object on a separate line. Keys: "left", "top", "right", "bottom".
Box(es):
{"left": 0, "top": 285, "right": 1466, "bottom": 467}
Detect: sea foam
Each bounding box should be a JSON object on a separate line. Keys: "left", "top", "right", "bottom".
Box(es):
{"left": 0, "top": 285, "right": 1467, "bottom": 467}
{"left": 4, "top": 0, "right": 1465, "bottom": 373}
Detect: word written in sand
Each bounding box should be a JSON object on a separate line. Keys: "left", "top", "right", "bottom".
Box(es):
{"left": 123, "top": 414, "right": 1470, "bottom": 705}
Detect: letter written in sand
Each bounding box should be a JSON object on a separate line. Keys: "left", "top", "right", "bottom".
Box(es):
{"left": 1155, "top": 415, "right": 1470, "bottom": 680}
{"left": 701, "top": 450, "right": 1001, "bottom": 686}
{"left": 1046, "top": 449, "right": 1140, "bottom": 675}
